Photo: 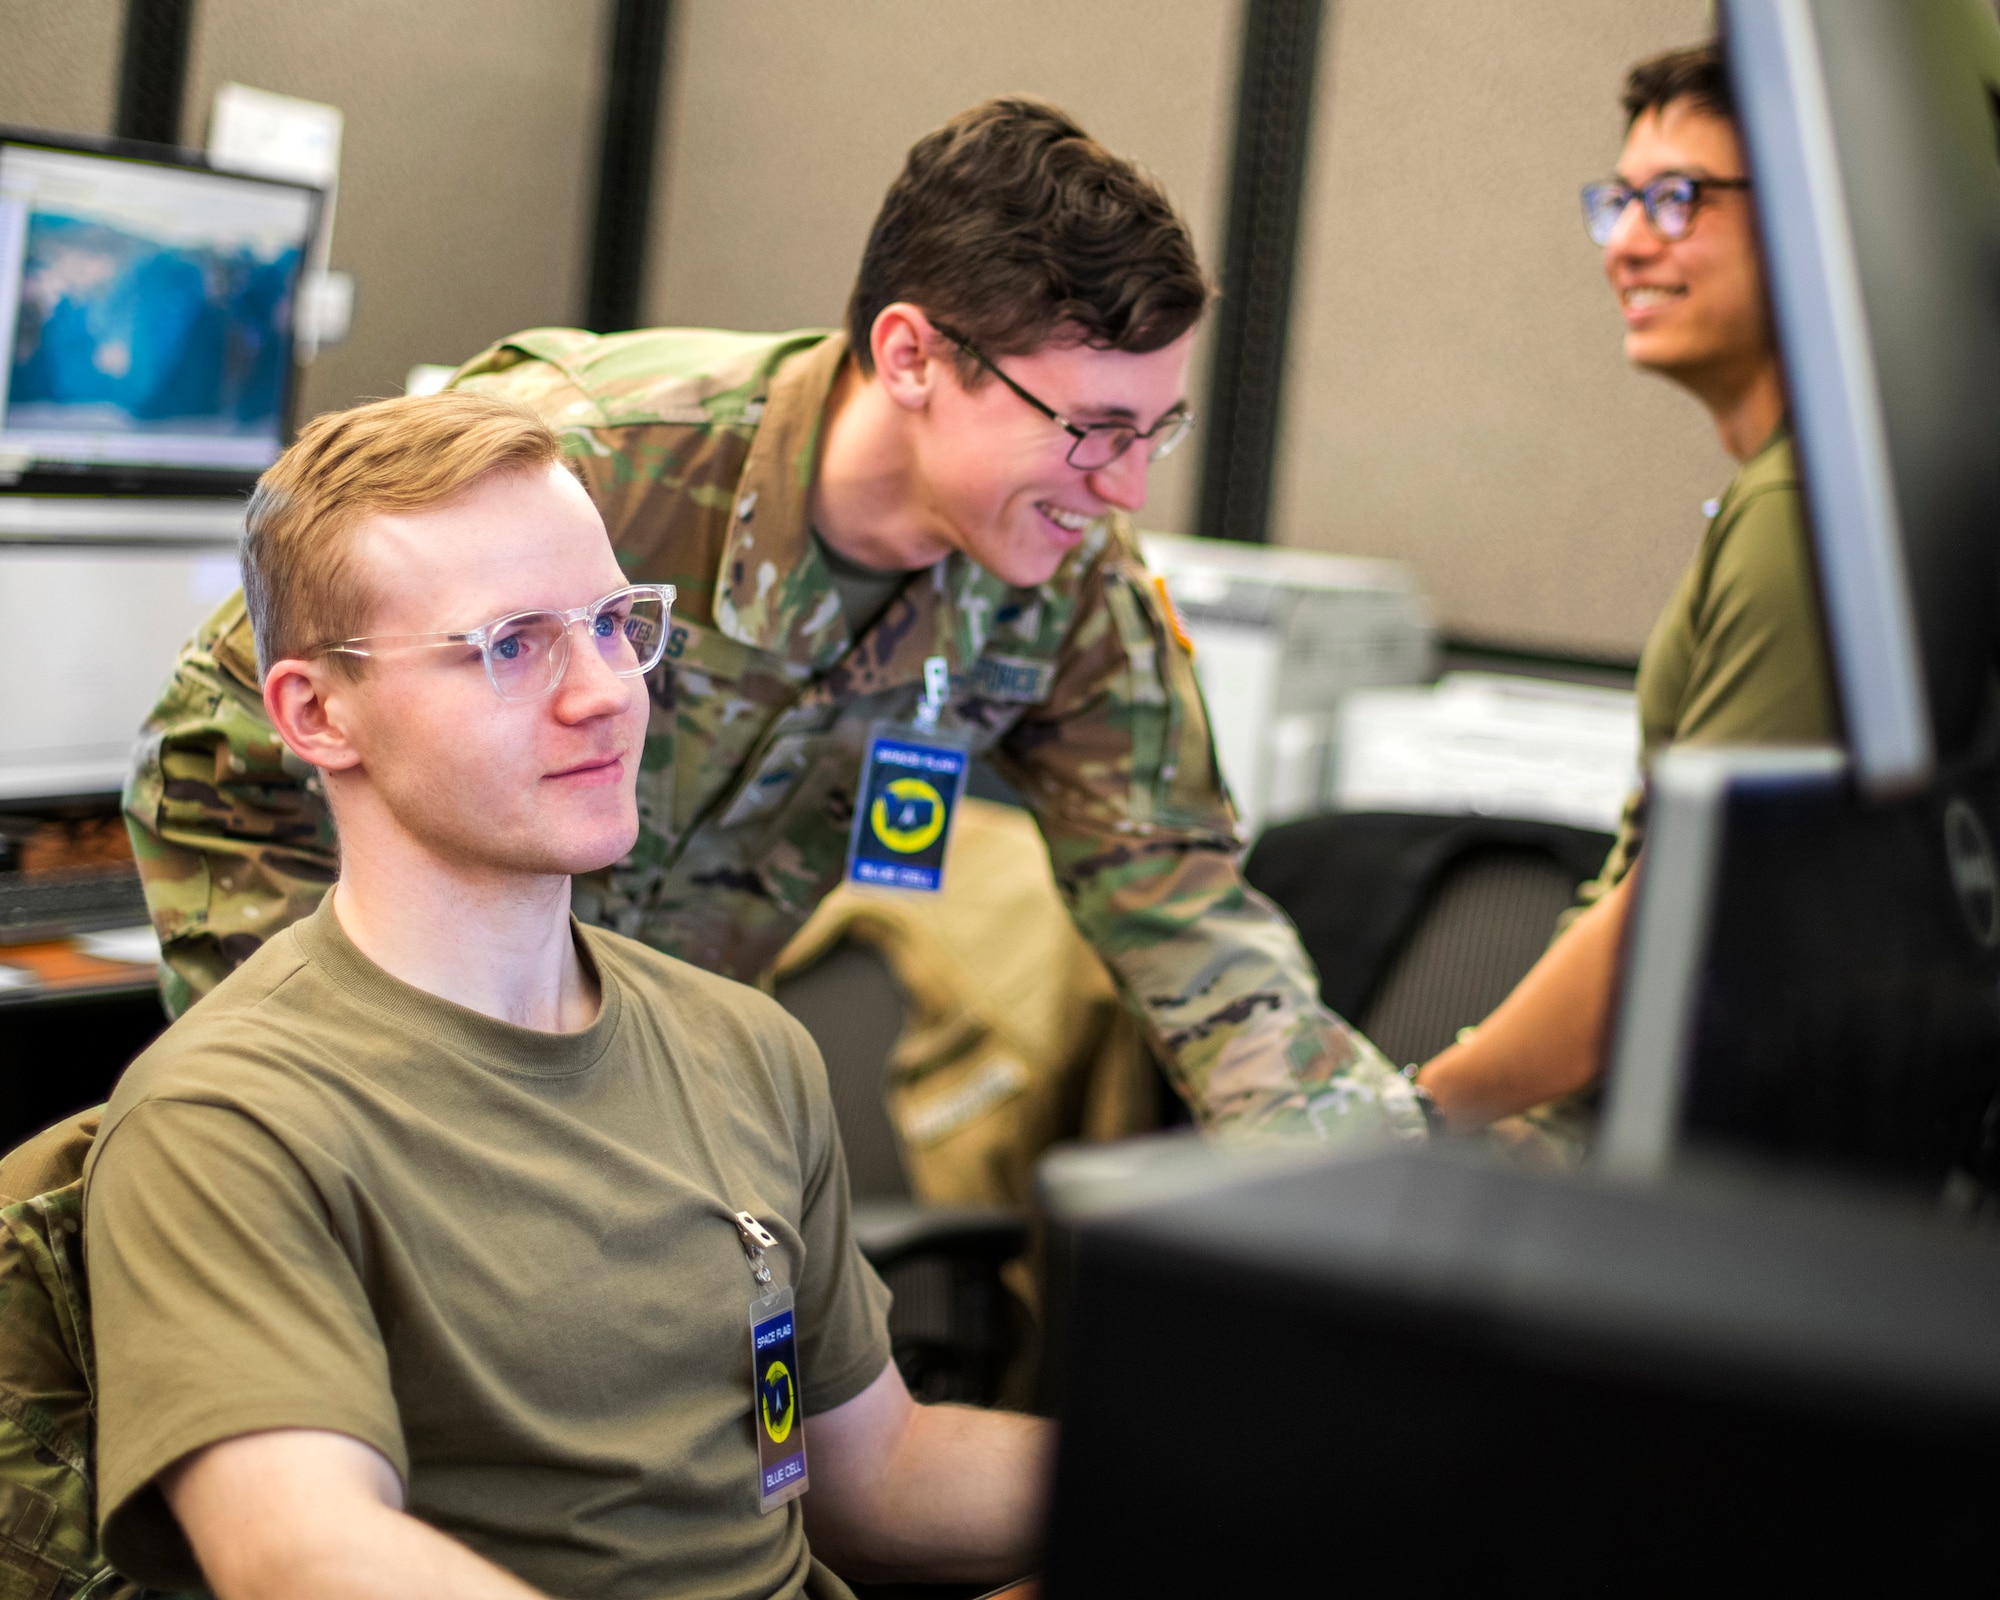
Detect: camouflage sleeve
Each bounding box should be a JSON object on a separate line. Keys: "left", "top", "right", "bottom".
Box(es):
{"left": 122, "top": 592, "right": 337, "bottom": 1017}
{"left": 990, "top": 529, "right": 1427, "bottom": 1146}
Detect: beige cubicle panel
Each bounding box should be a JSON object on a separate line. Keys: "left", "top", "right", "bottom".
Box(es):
{"left": 0, "top": 0, "right": 120, "bottom": 138}
{"left": 643, "top": 0, "right": 1241, "bottom": 545}
{"left": 0, "top": 0, "right": 1744, "bottom": 666}
{"left": 180, "top": 0, "right": 610, "bottom": 422}
{"left": 1274, "top": 0, "right": 1728, "bottom": 661}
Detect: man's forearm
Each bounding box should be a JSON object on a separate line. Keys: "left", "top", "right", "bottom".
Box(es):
{"left": 804, "top": 1396, "right": 1053, "bottom": 1583}
{"left": 1416, "top": 872, "right": 1635, "bottom": 1129}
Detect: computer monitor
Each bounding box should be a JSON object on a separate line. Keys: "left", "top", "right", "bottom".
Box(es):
{"left": 1726, "top": 0, "right": 2000, "bottom": 796}
{"left": 0, "top": 127, "right": 320, "bottom": 494}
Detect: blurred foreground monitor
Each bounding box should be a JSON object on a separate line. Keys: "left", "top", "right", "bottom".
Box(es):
{"left": 1040, "top": 1139, "right": 2000, "bottom": 1593}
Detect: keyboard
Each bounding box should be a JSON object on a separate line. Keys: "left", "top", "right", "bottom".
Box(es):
{"left": 0, "top": 866, "right": 151, "bottom": 945}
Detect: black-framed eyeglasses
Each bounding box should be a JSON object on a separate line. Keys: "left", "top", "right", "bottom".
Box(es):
{"left": 930, "top": 321, "right": 1195, "bottom": 472}
{"left": 1580, "top": 173, "right": 1751, "bottom": 245}
{"left": 306, "top": 583, "right": 676, "bottom": 702}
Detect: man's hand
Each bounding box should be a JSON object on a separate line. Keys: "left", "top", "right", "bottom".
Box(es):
{"left": 800, "top": 1360, "right": 1055, "bottom": 1586}
{"left": 1416, "top": 871, "right": 1635, "bottom": 1130}
{"left": 163, "top": 1428, "right": 550, "bottom": 1600}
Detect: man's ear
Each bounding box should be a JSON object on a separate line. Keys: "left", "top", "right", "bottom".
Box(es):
{"left": 869, "top": 303, "right": 951, "bottom": 415}
{"left": 263, "top": 659, "right": 363, "bottom": 774}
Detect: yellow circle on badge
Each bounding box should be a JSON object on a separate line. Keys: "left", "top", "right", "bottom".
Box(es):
{"left": 870, "top": 777, "right": 946, "bottom": 854}
{"left": 761, "top": 1359, "right": 796, "bottom": 1443}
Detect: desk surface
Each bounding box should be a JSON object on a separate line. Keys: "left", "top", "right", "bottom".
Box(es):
{"left": 0, "top": 935, "right": 156, "bottom": 1008}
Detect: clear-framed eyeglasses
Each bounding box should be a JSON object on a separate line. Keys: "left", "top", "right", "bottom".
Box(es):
{"left": 307, "top": 583, "right": 677, "bottom": 702}
{"left": 930, "top": 320, "right": 1196, "bottom": 472}
{"left": 1580, "top": 172, "right": 1750, "bottom": 245}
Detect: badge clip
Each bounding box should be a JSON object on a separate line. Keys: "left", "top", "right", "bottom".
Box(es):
{"left": 734, "top": 1209, "right": 777, "bottom": 1291}
{"left": 912, "top": 655, "right": 950, "bottom": 734}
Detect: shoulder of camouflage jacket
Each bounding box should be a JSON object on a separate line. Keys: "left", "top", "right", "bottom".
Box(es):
{"left": 126, "top": 589, "right": 334, "bottom": 1011}
{"left": 448, "top": 326, "right": 837, "bottom": 624}
{"left": 0, "top": 1180, "right": 111, "bottom": 1587}
{"left": 450, "top": 325, "right": 832, "bottom": 433}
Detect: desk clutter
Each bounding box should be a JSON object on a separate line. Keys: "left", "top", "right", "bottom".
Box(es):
{"left": 1, "top": 809, "right": 165, "bottom": 1147}
{"left": 1, "top": 813, "right": 159, "bottom": 995}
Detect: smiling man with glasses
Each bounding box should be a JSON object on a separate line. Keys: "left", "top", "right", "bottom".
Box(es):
{"left": 129, "top": 96, "right": 1426, "bottom": 1151}
{"left": 1414, "top": 41, "right": 1838, "bottom": 1142}
{"left": 86, "top": 392, "right": 1052, "bottom": 1599}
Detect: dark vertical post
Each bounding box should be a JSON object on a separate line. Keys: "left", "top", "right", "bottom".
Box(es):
{"left": 116, "top": 0, "right": 196, "bottom": 146}
{"left": 1196, "top": 0, "right": 1327, "bottom": 544}
{"left": 587, "top": 0, "right": 673, "bottom": 333}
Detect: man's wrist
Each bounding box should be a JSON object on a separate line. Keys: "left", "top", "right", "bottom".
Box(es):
{"left": 1400, "top": 1063, "right": 1447, "bottom": 1136}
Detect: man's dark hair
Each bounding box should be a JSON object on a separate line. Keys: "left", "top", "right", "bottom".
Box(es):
{"left": 1623, "top": 41, "right": 1735, "bottom": 129}
{"left": 846, "top": 97, "right": 1211, "bottom": 378}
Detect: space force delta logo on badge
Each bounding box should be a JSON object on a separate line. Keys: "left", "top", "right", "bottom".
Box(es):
{"left": 845, "top": 655, "right": 969, "bottom": 894}
{"left": 848, "top": 736, "right": 967, "bottom": 892}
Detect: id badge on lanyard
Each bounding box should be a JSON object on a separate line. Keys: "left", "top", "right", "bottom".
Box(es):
{"left": 845, "top": 656, "right": 968, "bottom": 895}
{"left": 735, "top": 1211, "right": 808, "bottom": 1512}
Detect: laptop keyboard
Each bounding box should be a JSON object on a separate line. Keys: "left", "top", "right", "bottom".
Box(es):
{"left": 0, "top": 867, "right": 151, "bottom": 945}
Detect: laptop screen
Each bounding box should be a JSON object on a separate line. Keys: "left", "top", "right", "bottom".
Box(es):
{"left": 0, "top": 133, "right": 319, "bottom": 482}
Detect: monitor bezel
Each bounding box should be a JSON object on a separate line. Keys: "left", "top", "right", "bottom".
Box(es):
{"left": 1723, "top": 0, "right": 2000, "bottom": 797}
{"left": 0, "top": 122, "right": 325, "bottom": 498}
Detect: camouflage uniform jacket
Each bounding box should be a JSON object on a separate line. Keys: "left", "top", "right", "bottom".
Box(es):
{"left": 124, "top": 327, "right": 1423, "bottom": 1142}
{"left": 0, "top": 1110, "right": 191, "bottom": 1600}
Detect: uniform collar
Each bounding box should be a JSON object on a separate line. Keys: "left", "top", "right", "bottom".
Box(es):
{"left": 712, "top": 332, "right": 851, "bottom": 667}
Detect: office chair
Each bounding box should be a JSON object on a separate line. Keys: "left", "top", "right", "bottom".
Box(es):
{"left": 774, "top": 941, "right": 1028, "bottom": 1408}
{"left": 1246, "top": 811, "right": 1615, "bottom": 1065}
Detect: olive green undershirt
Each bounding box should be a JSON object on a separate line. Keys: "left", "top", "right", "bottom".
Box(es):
{"left": 812, "top": 528, "right": 913, "bottom": 639}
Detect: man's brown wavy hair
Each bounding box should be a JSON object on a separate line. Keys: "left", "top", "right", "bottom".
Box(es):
{"left": 846, "top": 97, "right": 1212, "bottom": 380}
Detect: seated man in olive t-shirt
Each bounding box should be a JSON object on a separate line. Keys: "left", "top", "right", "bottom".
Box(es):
{"left": 83, "top": 393, "right": 1049, "bottom": 1599}
{"left": 1414, "top": 40, "right": 1837, "bottom": 1134}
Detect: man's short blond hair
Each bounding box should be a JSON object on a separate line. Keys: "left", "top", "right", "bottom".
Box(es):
{"left": 242, "top": 391, "right": 570, "bottom": 677}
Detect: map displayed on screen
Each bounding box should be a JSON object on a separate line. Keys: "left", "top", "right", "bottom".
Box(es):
{"left": 0, "top": 141, "right": 316, "bottom": 475}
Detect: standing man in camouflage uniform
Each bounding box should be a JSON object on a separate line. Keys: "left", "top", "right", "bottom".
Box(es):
{"left": 127, "top": 96, "right": 1425, "bottom": 1145}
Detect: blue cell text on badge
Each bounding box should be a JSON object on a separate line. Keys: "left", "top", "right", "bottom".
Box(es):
{"left": 752, "top": 1301, "right": 808, "bottom": 1506}
{"left": 848, "top": 734, "right": 967, "bottom": 893}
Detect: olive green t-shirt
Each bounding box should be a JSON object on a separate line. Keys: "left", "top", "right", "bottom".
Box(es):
{"left": 84, "top": 894, "right": 892, "bottom": 1597}
{"left": 1587, "top": 425, "right": 1839, "bottom": 896}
